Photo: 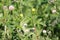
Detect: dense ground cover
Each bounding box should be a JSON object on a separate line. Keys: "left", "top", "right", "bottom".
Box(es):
{"left": 0, "top": 0, "right": 60, "bottom": 40}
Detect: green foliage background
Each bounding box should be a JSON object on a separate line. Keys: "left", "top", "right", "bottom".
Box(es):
{"left": 0, "top": 0, "right": 60, "bottom": 40}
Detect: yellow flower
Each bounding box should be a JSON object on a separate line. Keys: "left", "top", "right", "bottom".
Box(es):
{"left": 32, "top": 8, "right": 36, "bottom": 12}
{"left": 20, "top": 14, "right": 23, "bottom": 17}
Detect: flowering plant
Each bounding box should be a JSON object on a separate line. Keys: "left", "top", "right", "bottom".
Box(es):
{"left": 0, "top": 0, "right": 60, "bottom": 40}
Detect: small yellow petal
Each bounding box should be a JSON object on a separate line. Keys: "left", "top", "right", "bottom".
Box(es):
{"left": 20, "top": 14, "right": 23, "bottom": 17}
{"left": 32, "top": 8, "right": 36, "bottom": 12}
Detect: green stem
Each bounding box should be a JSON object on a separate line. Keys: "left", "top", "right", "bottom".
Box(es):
{"left": 44, "top": 37, "right": 46, "bottom": 40}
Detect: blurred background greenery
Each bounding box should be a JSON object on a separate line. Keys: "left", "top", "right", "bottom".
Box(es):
{"left": 0, "top": 0, "right": 60, "bottom": 40}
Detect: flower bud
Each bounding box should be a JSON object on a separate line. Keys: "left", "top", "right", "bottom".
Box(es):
{"left": 52, "top": 9, "right": 56, "bottom": 13}
{"left": 30, "top": 28, "right": 36, "bottom": 32}
{"left": 48, "top": 31, "right": 51, "bottom": 34}
{"left": 20, "top": 14, "right": 23, "bottom": 17}
{"left": 32, "top": 8, "right": 36, "bottom": 12}
{"left": 24, "top": 23, "right": 27, "bottom": 26}
{"left": 24, "top": 29, "right": 30, "bottom": 33}
{"left": 3, "top": 6, "right": 8, "bottom": 10}
{"left": 43, "top": 30, "right": 47, "bottom": 34}
{"left": 9, "top": 5, "right": 14, "bottom": 10}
